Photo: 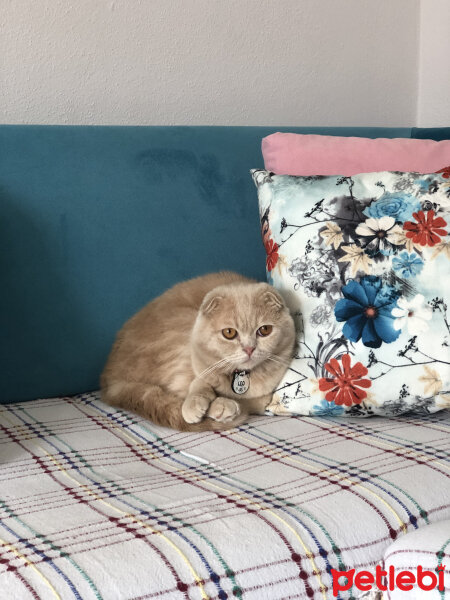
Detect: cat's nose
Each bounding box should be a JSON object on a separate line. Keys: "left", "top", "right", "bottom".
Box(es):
{"left": 243, "top": 346, "right": 255, "bottom": 357}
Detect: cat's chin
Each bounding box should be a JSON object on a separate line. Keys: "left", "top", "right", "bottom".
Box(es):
{"left": 234, "top": 355, "right": 265, "bottom": 371}
{"left": 235, "top": 362, "right": 252, "bottom": 370}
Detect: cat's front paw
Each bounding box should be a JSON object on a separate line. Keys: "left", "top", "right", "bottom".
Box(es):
{"left": 207, "top": 397, "right": 241, "bottom": 423}
{"left": 182, "top": 395, "right": 211, "bottom": 423}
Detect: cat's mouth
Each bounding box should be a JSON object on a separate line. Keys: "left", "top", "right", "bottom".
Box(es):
{"left": 235, "top": 351, "right": 264, "bottom": 369}
{"left": 215, "top": 350, "right": 272, "bottom": 374}
{"left": 234, "top": 350, "right": 289, "bottom": 373}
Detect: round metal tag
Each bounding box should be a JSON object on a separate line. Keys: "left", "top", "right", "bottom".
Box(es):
{"left": 232, "top": 370, "right": 250, "bottom": 395}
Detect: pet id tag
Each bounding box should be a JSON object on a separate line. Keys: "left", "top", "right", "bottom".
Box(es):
{"left": 232, "top": 370, "right": 250, "bottom": 395}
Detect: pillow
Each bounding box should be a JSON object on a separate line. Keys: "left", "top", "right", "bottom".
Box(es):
{"left": 252, "top": 167, "right": 450, "bottom": 417}
{"left": 262, "top": 132, "right": 450, "bottom": 176}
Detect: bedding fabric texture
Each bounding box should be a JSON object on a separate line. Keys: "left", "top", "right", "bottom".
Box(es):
{"left": 382, "top": 520, "right": 450, "bottom": 599}
{"left": 252, "top": 168, "right": 450, "bottom": 417}
{"left": 0, "top": 393, "right": 449, "bottom": 600}
{"left": 262, "top": 132, "right": 450, "bottom": 176}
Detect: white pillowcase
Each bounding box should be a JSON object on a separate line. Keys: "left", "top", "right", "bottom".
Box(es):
{"left": 252, "top": 168, "right": 450, "bottom": 417}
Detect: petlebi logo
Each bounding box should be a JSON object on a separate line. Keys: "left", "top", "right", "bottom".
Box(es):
{"left": 331, "top": 564, "right": 446, "bottom": 596}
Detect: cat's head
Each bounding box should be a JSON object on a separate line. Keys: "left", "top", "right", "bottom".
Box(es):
{"left": 191, "top": 282, "right": 295, "bottom": 372}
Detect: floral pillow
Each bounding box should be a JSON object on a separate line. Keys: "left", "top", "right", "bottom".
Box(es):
{"left": 252, "top": 167, "right": 450, "bottom": 416}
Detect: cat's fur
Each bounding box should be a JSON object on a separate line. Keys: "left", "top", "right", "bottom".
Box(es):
{"left": 101, "top": 272, "right": 295, "bottom": 431}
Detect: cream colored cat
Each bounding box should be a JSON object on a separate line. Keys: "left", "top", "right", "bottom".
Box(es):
{"left": 101, "top": 272, "right": 295, "bottom": 431}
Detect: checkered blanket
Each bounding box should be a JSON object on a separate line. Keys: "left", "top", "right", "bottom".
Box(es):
{"left": 1, "top": 393, "right": 449, "bottom": 600}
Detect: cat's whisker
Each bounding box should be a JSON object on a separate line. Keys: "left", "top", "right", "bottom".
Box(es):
{"left": 203, "top": 356, "right": 235, "bottom": 372}
{"left": 197, "top": 359, "right": 229, "bottom": 379}
{"left": 198, "top": 364, "right": 230, "bottom": 380}
{"left": 265, "top": 354, "right": 292, "bottom": 367}
{"left": 197, "top": 353, "right": 242, "bottom": 380}
{"left": 267, "top": 356, "right": 290, "bottom": 366}
{"left": 198, "top": 351, "right": 290, "bottom": 381}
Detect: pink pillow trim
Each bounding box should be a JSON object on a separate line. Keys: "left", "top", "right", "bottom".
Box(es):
{"left": 262, "top": 132, "right": 450, "bottom": 176}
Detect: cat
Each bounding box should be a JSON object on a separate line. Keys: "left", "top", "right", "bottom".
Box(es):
{"left": 101, "top": 271, "right": 295, "bottom": 431}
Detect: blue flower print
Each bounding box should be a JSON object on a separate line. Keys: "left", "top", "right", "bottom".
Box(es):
{"left": 364, "top": 193, "right": 421, "bottom": 223}
{"left": 392, "top": 252, "right": 424, "bottom": 278}
{"left": 312, "top": 398, "right": 345, "bottom": 416}
{"left": 415, "top": 178, "right": 433, "bottom": 193}
{"left": 334, "top": 276, "right": 401, "bottom": 348}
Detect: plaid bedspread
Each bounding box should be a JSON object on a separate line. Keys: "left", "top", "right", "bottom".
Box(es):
{"left": 1, "top": 393, "right": 449, "bottom": 600}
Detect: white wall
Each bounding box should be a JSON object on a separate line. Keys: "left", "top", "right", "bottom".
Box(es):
{"left": 416, "top": 0, "right": 450, "bottom": 127}
{"left": 0, "top": 0, "right": 424, "bottom": 126}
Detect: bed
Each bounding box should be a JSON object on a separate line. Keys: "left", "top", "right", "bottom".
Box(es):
{"left": 1, "top": 393, "right": 448, "bottom": 599}
{"left": 2, "top": 125, "right": 450, "bottom": 599}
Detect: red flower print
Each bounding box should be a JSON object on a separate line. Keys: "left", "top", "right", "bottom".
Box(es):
{"left": 318, "top": 354, "right": 371, "bottom": 406}
{"left": 436, "top": 165, "right": 450, "bottom": 179}
{"left": 264, "top": 238, "right": 279, "bottom": 271}
{"left": 403, "top": 210, "right": 447, "bottom": 247}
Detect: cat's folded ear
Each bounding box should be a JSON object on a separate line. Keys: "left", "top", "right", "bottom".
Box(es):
{"left": 200, "top": 292, "right": 223, "bottom": 315}
{"left": 259, "top": 286, "right": 285, "bottom": 312}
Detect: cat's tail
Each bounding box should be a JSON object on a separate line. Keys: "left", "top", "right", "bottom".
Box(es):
{"left": 100, "top": 381, "right": 247, "bottom": 432}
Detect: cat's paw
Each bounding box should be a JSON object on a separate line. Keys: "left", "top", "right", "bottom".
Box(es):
{"left": 207, "top": 397, "right": 241, "bottom": 423}
{"left": 182, "top": 395, "right": 211, "bottom": 424}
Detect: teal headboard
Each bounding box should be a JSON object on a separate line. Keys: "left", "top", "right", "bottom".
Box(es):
{"left": 1, "top": 126, "right": 448, "bottom": 402}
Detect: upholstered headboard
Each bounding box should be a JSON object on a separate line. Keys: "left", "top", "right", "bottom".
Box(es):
{"left": 2, "top": 126, "right": 449, "bottom": 402}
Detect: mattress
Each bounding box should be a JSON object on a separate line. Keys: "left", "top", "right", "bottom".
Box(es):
{"left": 1, "top": 392, "right": 449, "bottom": 600}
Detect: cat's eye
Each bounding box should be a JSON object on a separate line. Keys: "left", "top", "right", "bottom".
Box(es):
{"left": 257, "top": 325, "right": 273, "bottom": 337}
{"left": 222, "top": 328, "right": 238, "bottom": 340}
